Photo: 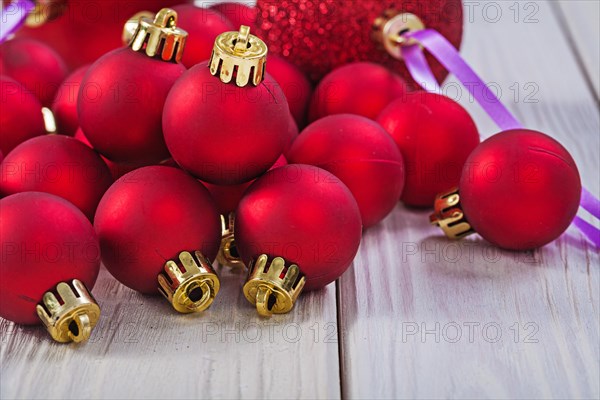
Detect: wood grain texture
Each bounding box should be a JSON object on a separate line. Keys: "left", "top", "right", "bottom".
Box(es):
{"left": 1, "top": 266, "right": 341, "bottom": 400}
{"left": 1, "top": 1, "right": 599, "bottom": 400}
{"left": 338, "top": 1, "right": 600, "bottom": 399}
{"left": 555, "top": 0, "right": 600, "bottom": 100}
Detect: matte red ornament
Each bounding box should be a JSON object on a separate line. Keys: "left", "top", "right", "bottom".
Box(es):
{"left": 378, "top": 92, "right": 479, "bottom": 207}
{"left": 0, "top": 76, "right": 45, "bottom": 155}
{"left": 171, "top": 5, "right": 234, "bottom": 68}
{"left": 51, "top": 65, "right": 89, "bottom": 136}
{"left": 254, "top": 0, "right": 463, "bottom": 84}
{"left": 210, "top": 2, "right": 258, "bottom": 31}
{"left": 236, "top": 164, "right": 362, "bottom": 295}
{"left": 0, "top": 192, "right": 100, "bottom": 326}
{"left": 0, "top": 135, "right": 113, "bottom": 220}
{"left": 94, "top": 166, "right": 221, "bottom": 301}
{"left": 283, "top": 117, "right": 299, "bottom": 156}
{"left": 74, "top": 128, "right": 145, "bottom": 180}
{"left": 309, "top": 62, "right": 407, "bottom": 121}
{"left": 78, "top": 11, "right": 187, "bottom": 164}
{"left": 288, "top": 114, "right": 404, "bottom": 228}
{"left": 0, "top": 38, "right": 68, "bottom": 106}
{"left": 431, "top": 130, "right": 582, "bottom": 250}
{"left": 16, "top": 0, "right": 192, "bottom": 69}
{"left": 202, "top": 155, "right": 288, "bottom": 216}
{"left": 267, "top": 55, "right": 313, "bottom": 127}
{"left": 163, "top": 27, "right": 289, "bottom": 185}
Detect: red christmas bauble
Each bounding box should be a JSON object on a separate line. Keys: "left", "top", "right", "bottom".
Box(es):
{"left": 254, "top": 0, "right": 463, "bottom": 84}
{"left": 458, "top": 129, "right": 581, "bottom": 250}
{"left": 171, "top": 5, "right": 234, "bottom": 68}
{"left": 78, "top": 47, "right": 185, "bottom": 164}
{"left": 16, "top": 0, "right": 192, "bottom": 69}
{"left": 377, "top": 92, "right": 480, "bottom": 207}
{"left": 0, "top": 192, "right": 100, "bottom": 324}
{"left": 51, "top": 65, "right": 89, "bottom": 136}
{"left": 0, "top": 76, "right": 45, "bottom": 155}
{"left": 210, "top": 2, "right": 258, "bottom": 30}
{"left": 267, "top": 55, "right": 312, "bottom": 127}
{"left": 0, "top": 38, "right": 68, "bottom": 106}
{"left": 163, "top": 65, "right": 289, "bottom": 185}
{"left": 0, "top": 135, "right": 113, "bottom": 220}
{"left": 74, "top": 128, "right": 145, "bottom": 180}
{"left": 309, "top": 62, "right": 407, "bottom": 121}
{"left": 235, "top": 164, "right": 362, "bottom": 291}
{"left": 203, "top": 154, "right": 288, "bottom": 215}
{"left": 94, "top": 166, "right": 221, "bottom": 294}
{"left": 288, "top": 114, "right": 405, "bottom": 228}
{"left": 283, "top": 116, "right": 299, "bottom": 156}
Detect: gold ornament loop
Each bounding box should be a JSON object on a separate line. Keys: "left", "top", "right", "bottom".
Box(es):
{"left": 154, "top": 8, "right": 178, "bottom": 29}
{"left": 67, "top": 313, "right": 92, "bottom": 343}
{"left": 158, "top": 251, "right": 220, "bottom": 313}
{"left": 234, "top": 25, "right": 251, "bottom": 54}
{"left": 243, "top": 255, "right": 306, "bottom": 317}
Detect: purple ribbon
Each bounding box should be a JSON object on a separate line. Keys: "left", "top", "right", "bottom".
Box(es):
{"left": 405, "top": 29, "right": 522, "bottom": 131}
{"left": 0, "top": 0, "right": 35, "bottom": 43}
{"left": 403, "top": 28, "right": 600, "bottom": 247}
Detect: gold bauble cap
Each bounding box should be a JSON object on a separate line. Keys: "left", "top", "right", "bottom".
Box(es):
{"left": 372, "top": 11, "right": 425, "bottom": 60}
{"left": 128, "top": 8, "right": 187, "bottom": 63}
{"left": 429, "top": 187, "right": 475, "bottom": 240}
{"left": 158, "top": 251, "right": 220, "bottom": 313}
{"left": 216, "top": 213, "right": 245, "bottom": 269}
{"left": 209, "top": 25, "right": 268, "bottom": 87}
{"left": 243, "top": 255, "right": 306, "bottom": 317}
{"left": 36, "top": 279, "right": 101, "bottom": 343}
{"left": 25, "top": 0, "right": 67, "bottom": 28}
{"left": 122, "top": 10, "right": 154, "bottom": 45}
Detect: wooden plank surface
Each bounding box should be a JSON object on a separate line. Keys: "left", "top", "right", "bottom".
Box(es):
{"left": 555, "top": 0, "right": 600, "bottom": 100}
{"left": 1, "top": 1, "right": 599, "bottom": 400}
{"left": 338, "top": 1, "right": 600, "bottom": 399}
{"left": 1, "top": 266, "right": 341, "bottom": 400}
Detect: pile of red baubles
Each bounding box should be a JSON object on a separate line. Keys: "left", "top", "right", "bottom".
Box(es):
{"left": 0, "top": 1, "right": 582, "bottom": 333}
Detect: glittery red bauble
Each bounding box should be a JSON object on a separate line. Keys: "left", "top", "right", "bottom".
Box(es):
{"left": 459, "top": 129, "right": 581, "bottom": 250}
{"left": 16, "top": 0, "right": 192, "bottom": 69}
{"left": 78, "top": 47, "right": 185, "bottom": 164}
{"left": 235, "top": 164, "right": 362, "bottom": 291}
{"left": 267, "top": 55, "right": 312, "bottom": 127}
{"left": 94, "top": 166, "right": 221, "bottom": 294}
{"left": 74, "top": 128, "right": 145, "bottom": 180}
{"left": 52, "top": 65, "right": 89, "bottom": 136}
{"left": 288, "top": 114, "right": 404, "bottom": 228}
{"left": 255, "top": 0, "right": 463, "bottom": 83}
{"left": 0, "top": 38, "right": 68, "bottom": 106}
{"left": 378, "top": 92, "right": 479, "bottom": 207}
{"left": 203, "top": 155, "right": 288, "bottom": 215}
{"left": 0, "top": 192, "right": 100, "bottom": 324}
{"left": 171, "top": 5, "right": 234, "bottom": 68}
{"left": 210, "top": 2, "right": 258, "bottom": 30}
{"left": 0, "top": 135, "right": 113, "bottom": 220}
{"left": 309, "top": 62, "right": 407, "bottom": 121}
{"left": 163, "top": 65, "right": 289, "bottom": 185}
{"left": 0, "top": 76, "right": 45, "bottom": 155}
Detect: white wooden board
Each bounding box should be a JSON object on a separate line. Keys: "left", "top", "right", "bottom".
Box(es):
{"left": 338, "top": 1, "right": 600, "bottom": 399}
{"left": 1, "top": 1, "right": 598, "bottom": 399}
